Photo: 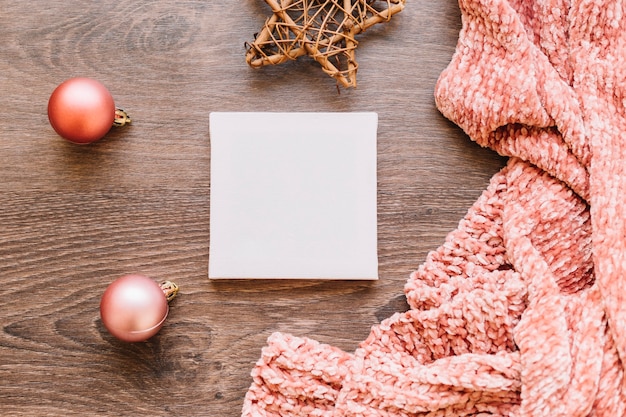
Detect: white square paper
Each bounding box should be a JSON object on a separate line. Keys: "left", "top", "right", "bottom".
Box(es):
{"left": 209, "top": 112, "right": 378, "bottom": 280}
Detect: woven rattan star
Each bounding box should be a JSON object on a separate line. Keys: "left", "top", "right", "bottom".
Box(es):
{"left": 245, "top": 0, "right": 406, "bottom": 88}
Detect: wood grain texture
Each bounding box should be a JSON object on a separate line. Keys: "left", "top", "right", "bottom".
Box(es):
{"left": 0, "top": 1, "right": 506, "bottom": 416}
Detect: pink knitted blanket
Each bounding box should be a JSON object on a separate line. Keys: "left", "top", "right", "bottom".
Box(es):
{"left": 241, "top": 0, "right": 626, "bottom": 415}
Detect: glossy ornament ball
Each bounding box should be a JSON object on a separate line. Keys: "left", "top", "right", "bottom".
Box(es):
{"left": 48, "top": 77, "right": 116, "bottom": 144}
{"left": 100, "top": 274, "right": 170, "bottom": 342}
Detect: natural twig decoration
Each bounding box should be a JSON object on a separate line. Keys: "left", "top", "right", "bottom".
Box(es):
{"left": 245, "top": 0, "right": 406, "bottom": 88}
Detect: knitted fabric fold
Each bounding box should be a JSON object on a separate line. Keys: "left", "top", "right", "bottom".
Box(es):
{"left": 241, "top": 0, "right": 626, "bottom": 415}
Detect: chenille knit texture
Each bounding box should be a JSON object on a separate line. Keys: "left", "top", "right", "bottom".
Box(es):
{"left": 241, "top": 0, "right": 626, "bottom": 415}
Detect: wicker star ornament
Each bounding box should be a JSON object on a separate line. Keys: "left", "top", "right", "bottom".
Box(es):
{"left": 245, "top": 0, "right": 406, "bottom": 88}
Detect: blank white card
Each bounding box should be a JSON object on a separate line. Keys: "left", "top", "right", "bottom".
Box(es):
{"left": 209, "top": 112, "right": 378, "bottom": 279}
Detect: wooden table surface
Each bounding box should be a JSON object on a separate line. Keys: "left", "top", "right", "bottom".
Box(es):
{"left": 0, "top": 1, "right": 506, "bottom": 416}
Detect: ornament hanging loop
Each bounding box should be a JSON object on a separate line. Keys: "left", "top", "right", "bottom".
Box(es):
{"left": 160, "top": 281, "right": 179, "bottom": 302}
{"left": 113, "top": 108, "right": 131, "bottom": 127}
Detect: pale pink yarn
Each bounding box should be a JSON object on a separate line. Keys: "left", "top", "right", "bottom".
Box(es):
{"left": 241, "top": 0, "right": 626, "bottom": 415}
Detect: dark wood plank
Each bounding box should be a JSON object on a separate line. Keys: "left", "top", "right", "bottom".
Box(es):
{"left": 0, "top": 1, "right": 506, "bottom": 415}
